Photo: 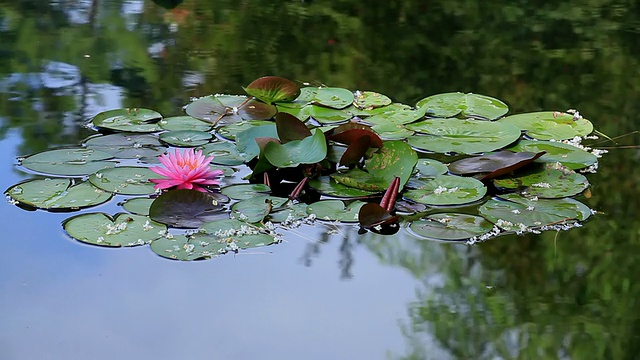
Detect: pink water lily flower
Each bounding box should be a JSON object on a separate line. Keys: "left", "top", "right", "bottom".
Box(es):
{"left": 149, "top": 148, "right": 224, "bottom": 192}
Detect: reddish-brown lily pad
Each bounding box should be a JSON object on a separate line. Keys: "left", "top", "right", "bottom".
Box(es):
{"left": 449, "top": 150, "right": 546, "bottom": 180}
{"left": 244, "top": 76, "right": 301, "bottom": 104}
{"left": 275, "top": 112, "right": 312, "bottom": 143}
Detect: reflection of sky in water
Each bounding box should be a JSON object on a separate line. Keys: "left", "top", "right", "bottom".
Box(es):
{"left": 0, "top": 129, "right": 438, "bottom": 359}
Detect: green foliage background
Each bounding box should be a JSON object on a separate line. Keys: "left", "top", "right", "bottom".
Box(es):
{"left": 1, "top": 1, "right": 639, "bottom": 358}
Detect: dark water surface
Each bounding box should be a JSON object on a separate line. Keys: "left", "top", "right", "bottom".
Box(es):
{"left": 2, "top": 1, "right": 640, "bottom": 359}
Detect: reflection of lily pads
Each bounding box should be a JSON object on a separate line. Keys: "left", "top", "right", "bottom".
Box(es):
{"left": 6, "top": 178, "right": 112, "bottom": 210}
{"left": 92, "top": 108, "right": 163, "bottom": 132}
{"left": 148, "top": 189, "right": 228, "bottom": 228}
{"left": 306, "top": 199, "right": 365, "bottom": 222}
{"left": 479, "top": 194, "right": 591, "bottom": 230}
{"left": 63, "top": 212, "right": 166, "bottom": 247}
{"left": 407, "top": 119, "right": 521, "bottom": 154}
{"left": 20, "top": 147, "right": 115, "bottom": 176}
{"left": 89, "top": 167, "right": 158, "bottom": 195}
{"left": 408, "top": 213, "right": 495, "bottom": 241}
{"left": 507, "top": 140, "right": 597, "bottom": 170}
{"left": 403, "top": 175, "right": 487, "bottom": 206}
{"left": 416, "top": 92, "right": 508, "bottom": 120}
{"left": 498, "top": 111, "right": 593, "bottom": 140}
{"left": 493, "top": 163, "right": 589, "bottom": 198}
{"left": 159, "top": 130, "right": 213, "bottom": 147}
{"left": 159, "top": 116, "right": 213, "bottom": 132}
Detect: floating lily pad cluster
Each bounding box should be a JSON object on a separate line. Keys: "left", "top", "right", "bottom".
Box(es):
{"left": 4, "top": 76, "right": 605, "bottom": 260}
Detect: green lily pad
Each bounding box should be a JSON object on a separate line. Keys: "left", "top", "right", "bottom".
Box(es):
{"left": 353, "top": 91, "right": 392, "bottom": 110}
{"left": 306, "top": 199, "right": 365, "bottom": 223}
{"left": 308, "top": 176, "right": 379, "bottom": 199}
{"left": 371, "top": 124, "right": 415, "bottom": 140}
{"left": 20, "top": 147, "right": 115, "bottom": 176}
{"left": 498, "top": 111, "right": 593, "bottom": 140}
{"left": 197, "top": 219, "right": 277, "bottom": 249}
{"left": 159, "top": 130, "right": 213, "bottom": 147}
{"left": 493, "top": 163, "right": 589, "bottom": 198}
{"left": 120, "top": 197, "right": 155, "bottom": 216}
{"left": 366, "top": 140, "right": 418, "bottom": 188}
{"left": 221, "top": 183, "right": 271, "bottom": 200}
{"left": 479, "top": 194, "right": 591, "bottom": 230}
{"left": 416, "top": 92, "right": 508, "bottom": 120}
{"left": 407, "top": 118, "right": 521, "bottom": 154}
{"left": 91, "top": 108, "right": 163, "bottom": 132}
{"left": 275, "top": 104, "right": 312, "bottom": 122}
{"left": 267, "top": 203, "right": 309, "bottom": 223}
{"left": 158, "top": 116, "right": 213, "bottom": 132}
{"left": 403, "top": 174, "right": 487, "bottom": 206}
{"left": 362, "top": 106, "right": 427, "bottom": 127}
{"left": 414, "top": 158, "right": 448, "bottom": 177}
{"left": 307, "top": 105, "right": 353, "bottom": 125}
{"left": 148, "top": 189, "right": 229, "bottom": 228}
{"left": 6, "top": 178, "right": 112, "bottom": 210}
{"left": 244, "top": 76, "right": 301, "bottom": 104}
{"left": 84, "top": 133, "right": 166, "bottom": 160}
{"left": 236, "top": 123, "right": 278, "bottom": 161}
{"left": 507, "top": 140, "right": 598, "bottom": 170}
{"left": 216, "top": 120, "right": 275, "bottom": 141}
{"left": 408, "top": 213, "right": 495, "bottom": 241}
{"left": 231, "top": 195, "right": 288, "bottom": 223}
{"left": 331, "top": 168, "right": 390, "bottom": 192}
{"left": 264, "top": 129, "right": 327, "bottom": 168}
{"left": 311, "top": 87, "right": 354, "bottom": 109}
{"left": 150, "top": 234, "right": 227, "bottom": 261}
{"left": 199, "top": 141, "right": 245, "bottom": 166}
{"left": 89, "top": 167, "right": 158, "bottom": 195}
{"left": 63, "top": 212, "right": 166, "bottom": 247}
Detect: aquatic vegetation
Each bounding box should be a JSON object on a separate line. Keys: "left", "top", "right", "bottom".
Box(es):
{"left": 4, "top": 75, "right": 610, "bottom": 261}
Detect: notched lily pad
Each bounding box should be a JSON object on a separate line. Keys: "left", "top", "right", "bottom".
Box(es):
{"left": 84, "top": 133, "right": 166, "bottom": 160}
{"left": 308, "top": 176, "right": 379, "bottom": 199}
{"left": 20, "top": 147, "right": 115, "bottom": 176}
{"left": 416, "top": 92, "right": 508, "bottom": 120}
{"left": 403, "top": 174, "right": 487, "bottom": 206}
{"left": 159, "top": 130, "right": 213, "bottom": 147}
{"left": 200, "top": 141, "right": 245, "bottom": 166}
{"left": 408, "top": 213, "right": 495, "bottom": 241}
{"left": 120, "top": 197, "right": 155, "bottom": 216}
{"left": 310, "top": 87, "right": 354, "bottom": 109}
{"left": 6, "top": 178, "right": 113, "bottom": 210}
{"left": 91, "top": 108, "right": 163, "bottom": 132}
{"left": 479, "top": 193, "right": 591, "bottom": 230}
{"left": 507, "top": 140, "right": 597, "bottom": 170}
{"left": 89, "top": 167, "right": 158, "bottom": 195}
{"left": 353, "top": 91, "right": 392, "bottom": 110}
{"left": 407, "top": 119, "right": 521, "bottom": 154}
{"left": 306, "top": 199, "right": 365, "bottom": 222}
{"left": 499, "top": 111, "right": 593, "bottom": 140}
{"left": 493, "top": 163, "right": 589, "bottom": 198}
{"left": 63, "top": 212, "right": 166, "bottom": 247}
{"left": 159, "top": 116, "right": 214, "bottom": 132}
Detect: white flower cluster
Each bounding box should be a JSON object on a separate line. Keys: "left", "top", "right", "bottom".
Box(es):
{"left": 531, "top": 182, "right": 552, "bottom": 188}
{"left": 465, "top": 225, "right": 502, "bottom": 245}
{"left": 105, "top": 222, "right": 128, "bottom": 235}
{"left": 433, "top": 186, "right": 459, "bottom": 194}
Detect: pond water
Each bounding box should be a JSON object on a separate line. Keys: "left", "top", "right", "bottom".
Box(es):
{"left": 2, "top": 1, "right": 640, "bottom": 359}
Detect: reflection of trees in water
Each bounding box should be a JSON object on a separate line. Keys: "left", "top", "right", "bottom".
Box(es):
{"left": 2, "top": 1, "right": 640, "bottom": 357}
